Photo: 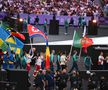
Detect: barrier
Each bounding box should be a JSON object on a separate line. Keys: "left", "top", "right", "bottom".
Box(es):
{"left": 0, "top": 12, "right": 108, "bottom": 25}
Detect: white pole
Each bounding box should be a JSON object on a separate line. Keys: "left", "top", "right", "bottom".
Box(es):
{"left": 83, "top": 26, "right": 87, "bottom": 37}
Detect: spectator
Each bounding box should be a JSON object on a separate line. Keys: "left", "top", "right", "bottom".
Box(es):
{"left": 0, "top": 0, "right": 103, "bottom": 17}
{"left": 34, "top": 70, "right": 45, "bottom": 90}
{"left": 70, "top": 70, "right": 82, "bottom": 90}
{"left": 45, "top": 70, "right": 54, "bottom": 90}
{"left": 58, "top": 69, "right": 69, "bottom": 90}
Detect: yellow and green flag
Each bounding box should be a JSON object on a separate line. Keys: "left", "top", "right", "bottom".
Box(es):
{"left": 5, "top": 35, "right": 16, "bottom": 44}
{"left": 0, "top": 38, "right": 8, "bottom": 52}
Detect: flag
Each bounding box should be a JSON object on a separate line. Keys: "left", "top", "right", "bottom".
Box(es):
{"left": 73, "top": 32, "right": 82, "bottom": 48}
{"left": 9, "top": 36, "right": 24, "bottom": 48}
{"left": 0, "top": 39, "right": 8, "bottom": 52}
{"left": 10, "top": 47, "right": 15, "bottom": 51}
{"left": 0, "top": 26, "right": 10, "bottom": 41}
{"left": 11, "top": 31, "right": 25, "bottom": 40}
{"left": 28, "top": 24, "right": 48, "bottom": 40}
{"left": 0, "top": 26, "right": 24, "bottom": 50}
{"left": 73, "top": 32, "right": 93, "bottom": 48}
{"left": 5, "top": 35, "right": 16, "bottom": 44}
{"left": 81, "top": 36, "right": 93, "bottom": 48}
{"left": 16, "top": 48, "right": 21, "bottom": 54}
{"left": 1, "top": 22, "right": 25, "bottom": 40}
{"left": 45, "top": 46, "right": 50, "bottom": 69}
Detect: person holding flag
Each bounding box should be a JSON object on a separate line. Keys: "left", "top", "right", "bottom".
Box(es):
{"left": 69, "top": 50, "right": 79, "bottom": 73}
{"left": 27, "top": 24, "right": 50, "bottom": 71}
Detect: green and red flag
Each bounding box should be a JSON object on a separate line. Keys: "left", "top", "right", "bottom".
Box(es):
{"left": 73, "top": 32, "right": 82, "bottom": 48}
{"left": 73, "top": 32, "right": 93, "bottom": 48}
{"left": 81, "top": 36, "right": 93, "bottom": 48}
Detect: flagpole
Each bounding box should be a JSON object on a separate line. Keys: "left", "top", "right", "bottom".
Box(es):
{"left": 78, "top": 26, "right": 87, "bottom": 61}
{"left": 78, "top": 48, "right": 82, "bottom": 61}
{"left": 83, "top": 26, "right": 87, "bottom": 37}
{"left": 69, "top": 30, "right": 76, "bottom": 56}
{"left": 29, "top": 37, "right": 33, "bottom": 55}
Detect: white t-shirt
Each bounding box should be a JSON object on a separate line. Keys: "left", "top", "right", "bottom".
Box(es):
{"left": 26, "top": 54, "right": 33, "bottom": 63}
{"left": 60, "top": 55, "right": 66, "bottom": 65}
{"left": 36, "top": 57, "right": 42, "bottom": 66}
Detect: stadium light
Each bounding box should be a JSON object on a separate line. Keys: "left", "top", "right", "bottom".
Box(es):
{"left": 92, "top": 19, "right": 97, "bottom": 23}
{"left": 19, "top": 18, "right": 23, "bottom": 22}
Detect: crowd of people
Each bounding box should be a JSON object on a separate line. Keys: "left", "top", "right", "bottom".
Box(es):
{"left": 0, "top": 0, "right": 104, "bottom": 17}
{"left": 98, "top": 52, "right": 108, "bottom": 70}
{"left": 33, "top": 69, "right": 108, "bottom": 90}
{"left": 1, "top": 48, "right": 108, "bottom": 72}
{"left": 0, "top": 47, "right": 108, "bottom": 89}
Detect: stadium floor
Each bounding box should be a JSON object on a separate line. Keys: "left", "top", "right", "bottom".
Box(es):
{"left": 30, "top": 25, "right": 108, "bottom": 43}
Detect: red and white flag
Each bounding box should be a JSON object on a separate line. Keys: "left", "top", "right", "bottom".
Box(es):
{"left": 27, "top": 24, "right": 48, "bottom": 40}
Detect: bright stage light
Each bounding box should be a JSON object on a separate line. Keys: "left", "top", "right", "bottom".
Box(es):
{"left": 92, "top": 19, "right": 97, "bottom": 23}
{"left": 19, "top": 18, "right": 23, "bottom": 22}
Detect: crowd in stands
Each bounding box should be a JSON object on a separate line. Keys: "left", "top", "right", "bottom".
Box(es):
{"left": 103, "top": 0, "right": 108, "bottom": 16}
{"left": 0, "top": 0, "right": 104, "bottom": 17}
